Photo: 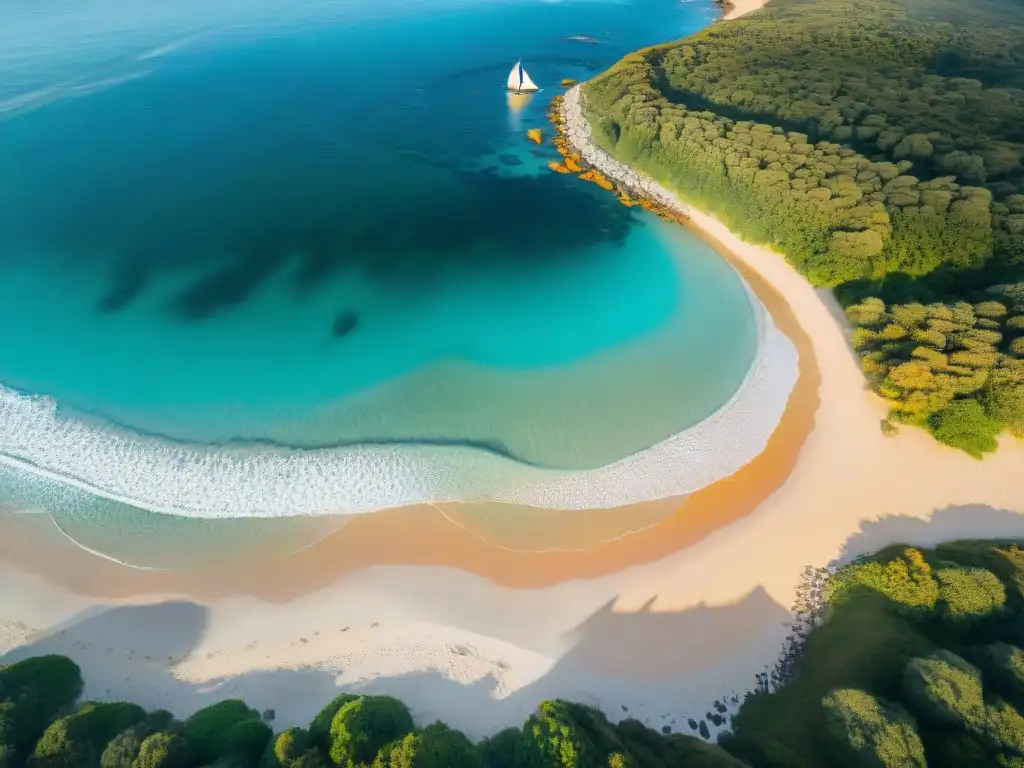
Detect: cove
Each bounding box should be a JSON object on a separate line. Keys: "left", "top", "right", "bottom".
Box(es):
{"left": 0, "top": 0, "right": 793, "bottom": 535}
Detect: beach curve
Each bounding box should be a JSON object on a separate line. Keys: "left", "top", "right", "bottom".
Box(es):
{"left": 0, "top": 272, "right": 797, "bottom": 519}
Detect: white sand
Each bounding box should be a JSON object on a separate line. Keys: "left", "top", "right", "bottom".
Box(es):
{"left": 723, "top": 0, "right": 771, "bottom": 20}
{"left": 4, "top": 37, "right": 1024, "bottom": 746}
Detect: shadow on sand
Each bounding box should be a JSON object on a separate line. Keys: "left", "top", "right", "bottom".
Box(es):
{"left": 0, "top": 587, "right": 792, "bottom": 743}
{"left": 6, "top": 504, "right": 1024, "bottom": 742}
{"left": 836, "top": 503, "right": 1024, "bottom": 567}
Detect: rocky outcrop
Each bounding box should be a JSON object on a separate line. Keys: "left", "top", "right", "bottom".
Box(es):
{"left": 557, "top": 85, "right": 691, "bottom": 221}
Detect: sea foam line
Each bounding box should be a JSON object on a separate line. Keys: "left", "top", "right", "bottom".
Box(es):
{"left": 0, "top": 86, "right": 799, "bottom": 518}
{"left": 0, "top": 302, "right": 795, "bottom": 519}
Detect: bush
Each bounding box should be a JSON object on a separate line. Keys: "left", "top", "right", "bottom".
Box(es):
{"left": 902, "top": 652, "right": 987, "bottom": 729}
{"left": 821, "top": 688, "right": 926, "bottom": 768}
{"left": 935, "top": 567, "right": 1007, "bottom": 624}
{"left": 518, "top": 701, "right": 620, "bottom": 767}
{"left": 371, "top": 722, "right": 479, "bottom": 768}
{"left": 986, "top": 644, "right": 1024, "bottom": 703}
{"left": 928, "top": 400, "right": 1002, "bottom": 457}
{"left": 475, "top": 727, "right": 520, "bottom": 768}
{"left": 309, "top": 695, "right": 361, "bottom": 752}
{"left": 261, "top": 727, "right": 328, "bottom": 768}
{"left": 100, "top": 727, "right": 146, "bottom": 768}
{"left": 134, "top": 733, "right": 188, "bottom": 768}
{"left": 101, "top": 712, "right": 181, "bottom": 768}
{"left": 31, "top": 702, "right": 146, "bottom": 768}
{"left": 328, "top": 696, "right": 413, "bottom": 768}
{"left": 829, "top": 548, "right": 938, "bottom": 617}
{"left": 0, "top": 655, "right": 83, "bottom": 766}
{"left": 183, "top": 701, "right": 270, "bottom": 766}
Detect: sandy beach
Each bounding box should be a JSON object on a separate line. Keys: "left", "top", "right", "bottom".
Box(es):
{"left": 4, "top": 0, "right": 1024, "bottom": 745}
{"left": 722, "top": 0, "right": 771, "bottom": 20}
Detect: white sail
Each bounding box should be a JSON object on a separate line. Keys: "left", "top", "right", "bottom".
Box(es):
{"left": 506, "top": 61, "right": 523, "bottom": 90}
{"left": 519, "top": 66, "right": 539, "bottom": 92}
{"left": 506, "top": 60, "right": 540, "bottom": 92}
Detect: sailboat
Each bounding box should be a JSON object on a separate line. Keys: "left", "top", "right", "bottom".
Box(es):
{"left": 506, "top": 60, "right": 540, "bottom": 93}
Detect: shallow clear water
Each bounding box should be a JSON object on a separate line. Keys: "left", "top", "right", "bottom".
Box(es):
{"left": 0, "top": 0, "right": 761, "bottom": 563}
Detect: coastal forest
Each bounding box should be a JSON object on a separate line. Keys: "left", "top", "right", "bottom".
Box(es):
{"left": 719, "top": 540, "right": 1024, "bottom": 768}
{"left": 8, "top": 541, "right": 1024, "bottom": 768}
{"left": 580, "top": 0, "right": 1024, "bottom": 453}
{"left": 0, "top": 656, "right": 742, "bottom": 768}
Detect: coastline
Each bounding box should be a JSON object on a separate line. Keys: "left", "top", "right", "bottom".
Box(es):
{"left": 5, "top": 2, "right": 1024, "bottom": 745}
{"left": 721, "top": 0, "right": 771, "bottom": 20}
{"left": 0, "top": 295, "right": 795, "bottom": 516}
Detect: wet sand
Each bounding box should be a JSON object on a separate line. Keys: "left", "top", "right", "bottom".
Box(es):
{"left": 0, "top": 232, "right": 817, "bottom": 600}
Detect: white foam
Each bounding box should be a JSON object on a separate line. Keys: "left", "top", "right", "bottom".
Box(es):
{"left": 0, "top": 85, "right": 800, "bottom": 519}
{"left": 0, "top": 303, "right": 795, "bottom": 518}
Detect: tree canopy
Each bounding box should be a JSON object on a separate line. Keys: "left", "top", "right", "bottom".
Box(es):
{"left": 580, "top": 0, "right": 1024, "bottom": 452}
{"left": 722, "top": 541, "right": 1024, "bottom": 767}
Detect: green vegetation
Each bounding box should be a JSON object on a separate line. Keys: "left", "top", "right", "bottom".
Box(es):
{"left": 720, "top": 540, "right": 1024, "bottom": 767}
{"left": 581, "top": 0, "right": 1024, "bottom": 451}
{"left": 0, "top": 658, "right": 741, "bottom": 768}
{"left": 182, "top": 700, "right": 270, "bottom": 766}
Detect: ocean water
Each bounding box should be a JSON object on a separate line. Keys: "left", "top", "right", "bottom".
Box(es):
{"left": 0, "top": 0, "right": 785, "bottom": 565}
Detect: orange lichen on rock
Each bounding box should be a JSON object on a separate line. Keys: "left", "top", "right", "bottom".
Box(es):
{"left": 617, "top": 190, "right": 642, "bottom": 207}
{"left": 526, "top": 128, "right": 543, "bottom": 144}
{"left": 548, "top": 160, "right": 574, "bottom": 174}
{"left": 579, "top": 169, "right": 615, "bottom": 191}
{"left": 563, "top": 155, "right": 583, "bottom": 173}
{"left": 544, "top": 92, "right": 689, "bottom": 225}
{"left": 560, "top": 78, "right": 577, "bottom": 87}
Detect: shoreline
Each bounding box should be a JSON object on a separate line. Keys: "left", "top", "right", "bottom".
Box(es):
{"left": 721, "top": 0, "right": 771, "bottom": 20}
{"left": 6, "top": 3, "right": 1024, "bottom": 742}
{"left": 0, "top": 294, "right": 795, "bottom": 517}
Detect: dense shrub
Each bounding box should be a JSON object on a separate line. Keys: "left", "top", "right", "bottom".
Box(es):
{"left": 902, "top": 652, "right": 987, "bottom": 729}
{"left": 829, "top": 548, "right": 938, "bottom": 617}
{"left": 371, "top": 722, "right": 479, "bottom": 768}
{"left": 101, "top": 711, "right": 181, "bottom": 768}
{"left": 261, "top": 727, "right": 329, "bottom": 768}
{"left": 842, "top": 292, "right": 1024, "bottom": 452}
{"left": 985, "top": 644, "right": 1024, "bottom": 703}
{"left": 31, "top": 701, "right": 146, "bottom": 768}
{"left": 309, "top": 695, "right": 360, "bottom": 752}
{"left": 0, "top": 655, "right": 83, "bottom": 767}
{"left": 475, "top": 728, "right": 520, "bottom": 768}
{"left": 721, "top": 541, "right": 1024, "bottom": 766}
{"left": 935, "top": 567, "right": 1007, "bottom": 623}
{"left": 99, "top": 727, "right": 146, "bottom": 768}
{"left": 929, "top": 400, "right": 1003, "bottom": 457}
{"left": 182, "top": 700, "right": 271, "bottom": 766}
{"left": 581, "top": 0, "right": 1024, "bottom": 452}
{"left": 328, "top": 696, "right": 413, "bottom": 767}
{"left": 821, "top": 688, "right": 926, "bottom": 768}
{"left": 134, "top": 733, "right": 188, "bottom": 768}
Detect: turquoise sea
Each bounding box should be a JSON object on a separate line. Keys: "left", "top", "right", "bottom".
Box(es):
{"left": 0, "top": 0, "right": 762, "bottom": 567}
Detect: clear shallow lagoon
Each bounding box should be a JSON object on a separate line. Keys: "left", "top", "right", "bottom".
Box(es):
{"left": 0, "top": 0, "right": 778, "bottom": 564}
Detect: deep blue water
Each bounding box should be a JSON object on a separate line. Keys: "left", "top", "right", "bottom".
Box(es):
{"left": 0, "top": 0, "right": 759, "bottom": 564}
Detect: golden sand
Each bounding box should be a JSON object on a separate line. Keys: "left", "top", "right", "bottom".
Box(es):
{"left": 0, "top": 232, "right": 817, "bottom": 601}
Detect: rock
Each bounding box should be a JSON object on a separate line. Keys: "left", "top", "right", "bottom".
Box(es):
{"left": 332, "top": 311, "right": 359, "bottom": 338}
{"left": 699, "top": 720, "right": 710, "bottom": 740}
{"left": 262, "top": 709, "right": 276, "bottom": 721}
{"left": 499, "top": 154, "right": 523, "bottom": 167}
{"left": 526, "top": 128, "right": 543, "bottom": 144}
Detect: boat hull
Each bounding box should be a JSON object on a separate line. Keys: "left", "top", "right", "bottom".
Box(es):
{"left": 506, "top": 86, "right": 540, "bottom": 93}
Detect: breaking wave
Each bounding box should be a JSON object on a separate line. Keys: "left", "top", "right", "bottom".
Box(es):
{"left": 0, "top": 276, "right": 798, "bottom": 519}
